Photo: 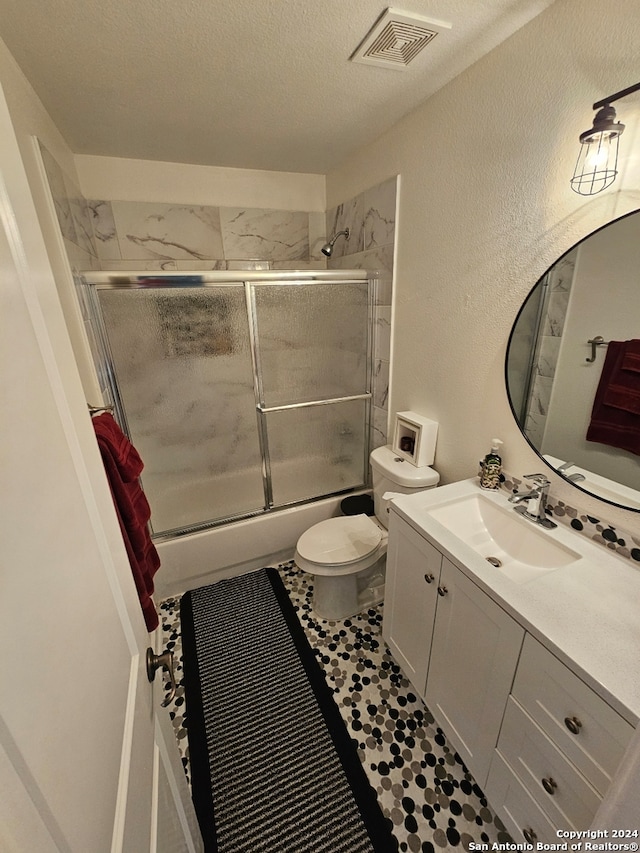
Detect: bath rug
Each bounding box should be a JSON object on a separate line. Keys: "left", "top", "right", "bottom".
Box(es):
{"left": 180, "top": 568, "right": 397, "bottom": 853}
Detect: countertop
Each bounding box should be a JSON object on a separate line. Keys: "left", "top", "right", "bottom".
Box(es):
{"left": 390, "top": 479, "right": 640, "bottom": 726}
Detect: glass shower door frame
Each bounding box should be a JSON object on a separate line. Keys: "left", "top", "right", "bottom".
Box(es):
{"left": 245, "top": 278, "right": 374, "bottom": 511}
{"left": 81, "top": 273, "right": 374, "bottom": 536}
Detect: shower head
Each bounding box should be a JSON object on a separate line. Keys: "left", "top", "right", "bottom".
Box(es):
{"left": 321, "top": 228, "right": 350, "bottom": 257}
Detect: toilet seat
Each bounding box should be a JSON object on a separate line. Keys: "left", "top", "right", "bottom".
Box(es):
{"left": 295, "top": 514, "right": 387, "bottom": 576}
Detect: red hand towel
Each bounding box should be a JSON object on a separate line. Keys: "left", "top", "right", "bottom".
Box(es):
{"left": 621, "top": 339, "right": 640, "bottom": 374}
{"left": 92, "top": 413, "right": 160, "bottom": 631}
{"left": 587, "top": 341, "right": 640, "bottom": 456}
{"left": 602, "top": 339, "right": 640, "bottom": 415}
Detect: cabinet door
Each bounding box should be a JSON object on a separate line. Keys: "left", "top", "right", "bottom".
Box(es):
{"left": 383, "top": 513, "right": 442, "bottom": 698}
{"left": 425, "top": 558, "right": 524, "bottom": 788}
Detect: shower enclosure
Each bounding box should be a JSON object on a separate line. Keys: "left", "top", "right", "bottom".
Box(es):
{"left": 81, "top": 271, "right": 374, "bottom": 538}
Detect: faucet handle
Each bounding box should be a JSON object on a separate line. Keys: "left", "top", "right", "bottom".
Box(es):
{"left": 524, "top": 473, "right": 550, "bottom": 486}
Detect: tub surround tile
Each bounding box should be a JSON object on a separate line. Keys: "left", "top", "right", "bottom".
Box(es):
{"left": 64, "top": 238, "right": 100, "bottom": 273}
{"left": 88, "top": 200, "right": 122, "bottom": 261}
{"left": 372, "top": 405, "right": 388, "bottom": 450}
{"left": 175, "top": 260, "right": 227, "bottom": 271}
{"left": 66, "top": 178, "right": 98, "bottom": 258}
{"left": 364, "top": 177, "right": 397, "bottom": 250}
{"left": 272, "top": 259, "right": 327, "bottom": 270}
{"left": 536, "top": 335, "right": 561, "bottom": 378}
{"left": 308, "top": 211, "right": 327, "bottom": 260}
{"left": 102, "top": 260, "right": 179, "bottom": 271}
{"left": 543, "top": 289, "right": 571, "bottom": 337}
{"left": 111, "top": 201, "right": 224, "bottom": 260}
{"left": 373, "top": 359, "right": 390, "bottom": 409}
{"left": 39, "top": 143, "right": 78, "bottom": 245}
{"left": 326, "top": 194, "right": 365, "bottom": 259}
{"left": 220, "top": 207, "right": 309, "bottom": 261}
{"left": 374, "top": 306, "right": 392, "bottom": 362}
{"left": 548, "top": 250, "right": 577, "bottom": 291}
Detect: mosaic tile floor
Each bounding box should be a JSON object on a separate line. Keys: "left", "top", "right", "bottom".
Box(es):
{"left": 159, "top": 561, "right": 511, "bottom": 852}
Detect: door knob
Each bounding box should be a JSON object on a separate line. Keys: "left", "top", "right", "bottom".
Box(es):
{"left": 424, "top": 573, "right": 435, "bottom": 583}
{"left": 146, "top": 648, "right": 177, "bottom": 708}
{"left": 437, "top": 586, "right": 448, "bottom": 596}
{"left": 542, "top": 776, "right": 558, "bottom": 795}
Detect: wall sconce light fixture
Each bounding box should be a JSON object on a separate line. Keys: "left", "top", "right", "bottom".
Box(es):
{"left": 570, "top": 81, "right": 640, "bottom": 196}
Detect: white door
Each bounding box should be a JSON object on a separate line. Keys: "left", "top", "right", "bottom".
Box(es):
{"left": 0, "top": 82, "right": 202, "bottom": 852}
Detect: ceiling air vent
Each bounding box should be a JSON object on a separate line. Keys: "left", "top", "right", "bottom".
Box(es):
{"left": 351, "top": 7, "right": 451, "bottom": 70}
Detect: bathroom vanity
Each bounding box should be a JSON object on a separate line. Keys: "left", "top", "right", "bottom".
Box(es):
{"left": 383, "top": 480, "right": 639, "bottom": 842}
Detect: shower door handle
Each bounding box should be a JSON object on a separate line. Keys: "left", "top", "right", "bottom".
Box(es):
{"left": 146, "top": 648, "right": 177, "bottom": 708}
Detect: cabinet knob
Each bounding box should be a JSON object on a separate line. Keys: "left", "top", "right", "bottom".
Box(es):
{"left": 523, "top": 828, "right": 538, "bottom": 844}
{"left": 564, "top": 716, "right": 582, "bottom": 735}
{"left": 437, "top": 585, "right": 448, "bottom": 596}
{"left": 542, "top": 776, "right": 558, "bottom": 795}
{"left": 424, "top": 573, "right": 435, "bottom": 584}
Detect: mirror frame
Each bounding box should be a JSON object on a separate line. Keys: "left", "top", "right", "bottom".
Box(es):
{"left": 505, "top": 208, "right": 640, "bottom": 514}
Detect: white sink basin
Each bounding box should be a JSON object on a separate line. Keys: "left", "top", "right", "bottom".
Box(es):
{"left": 426, "top": 492, "right": 581, "bottom": 583}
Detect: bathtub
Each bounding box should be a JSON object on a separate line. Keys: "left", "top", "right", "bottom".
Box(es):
{"left": 154, "top": 490, "right": 368, "bottom": 599}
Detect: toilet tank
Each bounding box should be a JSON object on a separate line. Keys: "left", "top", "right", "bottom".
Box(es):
{"left": 370, "top": 445, "right": 440, "bottom": 528}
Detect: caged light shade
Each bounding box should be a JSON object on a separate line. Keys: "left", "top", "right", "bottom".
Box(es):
{"left": 570, "top": 104, "right": 624, "bottom": 196}
{"left": 570, "top": 82, "right": 640, "bottom": 196}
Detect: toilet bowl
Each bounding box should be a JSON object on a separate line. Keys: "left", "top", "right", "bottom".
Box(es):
{"left": 294, "top": 444, "right": 439, "bottom": 620}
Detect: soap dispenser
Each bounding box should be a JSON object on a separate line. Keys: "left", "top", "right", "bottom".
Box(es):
{"left": 479, "top": 439, "right": 503, "bottom": 490}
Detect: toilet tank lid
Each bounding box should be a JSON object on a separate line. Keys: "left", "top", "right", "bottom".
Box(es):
{"left": 370, "top": 445, "right": 439, "bottom": 487}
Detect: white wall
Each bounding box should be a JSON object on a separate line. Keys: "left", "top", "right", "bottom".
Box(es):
{"left": 75, "top": 154, "right": 326, "bottom": 211}
{"left": 325, "top": 0, "right": 640, "bottom": 532}
{"left": 0, "top": 36, "right": 100, "bottom": 398}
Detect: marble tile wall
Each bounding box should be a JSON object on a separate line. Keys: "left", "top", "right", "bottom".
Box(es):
{"left": 39, "top": 141, "right": 101, "bottom": 273}
{"left": 39, "top": 141, "right": 327, "bottom": 273}
{"left": 524, "top": 251, "right": 576, "bottom": 447}
{"left": 40, "top": 139, "right": 397, "bottom": 484}
{"left": 89, "top": 201, "right": 328, "bottom": 271}
{"left": 326, "top": 176, "right": 398, "bottom": 452}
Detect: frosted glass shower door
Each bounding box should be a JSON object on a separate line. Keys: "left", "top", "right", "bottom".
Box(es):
{"left": 97, "top": 285, "right": 265, "bottom": 534}
{"left": 252, "top": 282, "right": 371, "bottom": 506}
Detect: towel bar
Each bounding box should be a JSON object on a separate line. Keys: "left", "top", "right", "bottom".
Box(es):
{"left": 586, "top": 336, "right": 609, "bottom": 363}
{"left": 88, "top": 403, "right": 114, "bottom": 415}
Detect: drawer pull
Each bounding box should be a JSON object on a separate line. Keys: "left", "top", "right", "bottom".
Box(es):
{"left": 437, "top": 586, "right": 448, "bottom": 596}
{"left": 542, "top": 776, "right": 558, "bottom": 795}
{"left": 523, "top": 828, "right": 538, "bottom": 844}
{"left": 564, "top": 715, "right": 583, "bottom": 735}
{"left": 424, "top": 573, "right": 435, "bottom": 584}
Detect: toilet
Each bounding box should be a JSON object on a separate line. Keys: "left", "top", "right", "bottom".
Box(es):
{"left": 295, "top": 444, "right": 439, "bottom": 620}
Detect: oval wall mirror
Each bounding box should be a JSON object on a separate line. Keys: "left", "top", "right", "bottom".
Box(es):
{"left": 506, "top": 208, "right": 640, "bottom": 512}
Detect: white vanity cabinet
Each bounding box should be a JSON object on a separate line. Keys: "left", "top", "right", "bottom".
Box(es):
{"left": 384, "top": 511, "right": 443, "bottom": 696}
{"left": 424, "top": 558, "right": 524, "bottom": 788}
{"left": 383, "top": 504, "right": 636, "bottom": 841}
{"left": 485, "top": 635, "right": 634, "bottom": 842}
{"left": 383, "top": 512, "right": 525, "bottom": 788}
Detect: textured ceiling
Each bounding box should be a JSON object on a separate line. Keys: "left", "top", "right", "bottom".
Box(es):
{"left": 0, "top": 0, "right": 556, "bottom": 173}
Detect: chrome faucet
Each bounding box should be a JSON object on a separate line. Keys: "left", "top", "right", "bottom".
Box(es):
{"left": 557, "top": 461, "right": 586, "bottom": 483}
{"left": 509, "top": 473, "right": 557, "bottom": 529}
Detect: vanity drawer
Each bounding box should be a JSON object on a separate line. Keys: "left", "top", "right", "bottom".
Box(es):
{"left": 512, "top": 634, "right": 633, "bottom": 795}
{"left": 498, "top": 697, "right": 601, "bottom": 829}
{"left": 485, "top": 751, "right": 557, "bottom": 845}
